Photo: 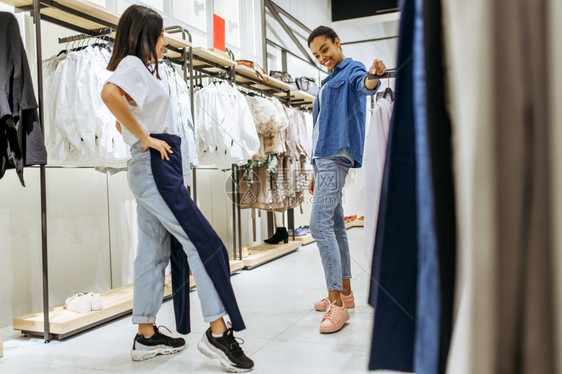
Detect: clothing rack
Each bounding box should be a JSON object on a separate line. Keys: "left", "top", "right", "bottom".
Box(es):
{"left": 57, "top": 27, "right": 113, "bottom": 43}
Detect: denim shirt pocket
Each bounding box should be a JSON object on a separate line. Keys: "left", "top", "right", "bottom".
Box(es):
{"left": 323, "top": 79, "right": 346, "bottom": 105}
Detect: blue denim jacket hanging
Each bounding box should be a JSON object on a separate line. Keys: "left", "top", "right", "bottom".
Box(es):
{"left": 311, "top": 58, "right": 379, "bottom": 168}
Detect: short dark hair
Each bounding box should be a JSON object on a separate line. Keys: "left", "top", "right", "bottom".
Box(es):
{"left": 107, "top": 5, "right": 163, "bottom": 78}
{"left": 307, "top": 26, "right": 340, "bottom": 47}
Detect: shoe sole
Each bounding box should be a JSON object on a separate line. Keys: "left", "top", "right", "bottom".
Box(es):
{"left": 197, "top": 336, "right": 253, "bottom": 373}
{"left": 131, "top": 344, "right": 185, "bottom": 361}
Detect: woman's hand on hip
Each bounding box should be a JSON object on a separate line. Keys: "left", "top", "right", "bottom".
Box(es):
{"left": 308, "top": 175, "right": 315, "bottom": 196}
{"left": 140, "top": 136, "right": 173, "bottom": 160}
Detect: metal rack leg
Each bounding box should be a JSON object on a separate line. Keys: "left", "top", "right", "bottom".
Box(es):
{"left": 288, "top": 208, "right": 295, "bottom": 241}
{"left": 231, "top": 166, "right": 237, "bottom": 258}
{"left": 236, "top": 165, "right": 242, "bottom": 259}
{"left": 33, "top": 0, "right": 50, "bottom": 343}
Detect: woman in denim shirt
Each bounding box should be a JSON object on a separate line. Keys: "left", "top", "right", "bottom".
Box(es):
{"left": 307, "top": 26, "right": 386, "bottom": 334}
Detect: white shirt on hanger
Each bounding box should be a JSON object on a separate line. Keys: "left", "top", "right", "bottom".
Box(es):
{"left": 363, "top": 96, "right": 393, "bottom": 263}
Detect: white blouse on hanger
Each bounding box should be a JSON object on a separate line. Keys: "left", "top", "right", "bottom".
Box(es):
{"left": 363, "top": 96, "right": 393, "bottom": 263}
{"left": 43, "top": 46, "right": 130, "bottom": 168}
{"left": 194, "top": 81, "right": 260, "bottom": 169}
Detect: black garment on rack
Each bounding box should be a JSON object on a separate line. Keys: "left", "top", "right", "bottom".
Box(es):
{"left": 0, "top": 12, "right": 47, "bottom": 186}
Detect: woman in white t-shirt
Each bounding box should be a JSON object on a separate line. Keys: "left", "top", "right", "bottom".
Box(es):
{"left": 101, "top": 5, "right": 253, "bottom": 372}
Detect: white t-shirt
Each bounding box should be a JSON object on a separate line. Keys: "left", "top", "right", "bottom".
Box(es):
{"left": 105, "top": 55, "right": 174, "bottom": 146}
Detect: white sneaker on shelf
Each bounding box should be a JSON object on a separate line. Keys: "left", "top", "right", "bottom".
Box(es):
{"left": 90, "top": 293, "right": 103, "bottom": 311}
{"left": 64, "top": 293, "right": 92, "bottom": 314}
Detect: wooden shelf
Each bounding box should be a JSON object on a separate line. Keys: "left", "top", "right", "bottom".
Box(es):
{"left": 243, "top": 241, "right": 301, "bottom": 269}
{"left": 229, "top": 260, "right": 244, "bottom": 273}
{"left": 192, "top": 47, "right": 236, "bottom": 68}
{"left": 13, "top": 276, "right": 195, "bottom": 340}
{"left": 0, "top": 340, "right": 3, "bottom": 358}
{"left": 290, "top": 90, "right": 315, "bottom": 108}
{"left": 290, "top": 90, "right": 316, "bottom": 102}
{"left": 289, "top": 232, "right": 315, "bottom": 246}
{"left": 345, "top": 219, "right": 364, "bottom": 229}
{"left": 234, "top": 65, "right": 293, "bottom": 91}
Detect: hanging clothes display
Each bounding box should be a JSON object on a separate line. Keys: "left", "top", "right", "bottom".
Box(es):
{"left": 239, "top": 101, "right": 309, "bottom": 213}
{"left": 362, "top": 96, "right": 393, "bottom": 263}
{"left": 246, "top": 95, "right": 288, "bottom": 160}
{"left": 193, "top": 81, "right": 260, "bottom": 170}
{"left": 0, "top": 12, "right": 47, "bottom": 186}
{"left": 159, "top": 62, "right": 198, "bottom": 186}
{"left": 43, "top": 45, "right": 130, "bottom": 168}
{"left": 368, "top": 0, "right": 457, "bottom": 372}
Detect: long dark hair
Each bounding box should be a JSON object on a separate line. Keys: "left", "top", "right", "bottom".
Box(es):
{"left": 107, "top": 5, "right": 163, "bottom": 78}
{"left": 307, "top": 26, "right": 340, "bottom": 47}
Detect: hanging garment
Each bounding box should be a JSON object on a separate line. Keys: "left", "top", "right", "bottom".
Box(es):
{"left": 150, "top": 133, "right": 245, "bottom": 333}
{"left": 417, "top": 0, "right": 456, "bottom": 372}
{"left": 246, "top": 95, "right": 288, "bottom": 160}
{"left": 0, "top": 12, "right": 47, "bottom": 186}
{"left": 412, "top": 0, "right": 443, "bottom": 371}
{"left": 44, "top": 45, "right": 129, "bottom": 168}
{"left": 362, "top": 97, "right": 393, "bottom": 263}
{"left": 443, "top": 0, "right": 559, "bottom": 373}
{"left": 368, "top": 0, "right": 418, "bottom": 371}
{"left": 194, "top": 82, "right": 259, "bottom": 169}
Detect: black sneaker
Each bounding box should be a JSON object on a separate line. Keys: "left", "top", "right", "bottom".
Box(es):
{"left": 131, "top": 325, "right": 186, "bottom": 361}
{"left": 197, "top": 327, "right": 254, "bottom": 372}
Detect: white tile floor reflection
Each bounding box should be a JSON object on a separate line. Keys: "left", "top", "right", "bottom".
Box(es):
{"left": 0, "top": 228, "right": 409, "bottom": 374}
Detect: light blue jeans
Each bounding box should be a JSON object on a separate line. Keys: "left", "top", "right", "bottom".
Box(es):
{"left": 127, "top": 142, "right": 226, "bottom": 324}
{"left": 310, "top": 156, "right": 353, "bottom": 291}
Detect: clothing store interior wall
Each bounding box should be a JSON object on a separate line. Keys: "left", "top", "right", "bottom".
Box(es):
{"left": 0, "top": 0, "right": 398, "bottom": 329}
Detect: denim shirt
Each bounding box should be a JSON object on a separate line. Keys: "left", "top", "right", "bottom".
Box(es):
{"left": 312, "top": 58, "right": 380, "bottom": 168}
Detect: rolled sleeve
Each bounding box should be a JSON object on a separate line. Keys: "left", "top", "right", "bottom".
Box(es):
{"left": 350, "top": 61, "right": 381, "bottom": 95}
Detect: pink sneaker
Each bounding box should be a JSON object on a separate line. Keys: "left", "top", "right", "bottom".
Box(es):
{"left": 319, "top": 300, "right": 350, "bottom": 334}
{"left": 314, "top": 291, "right": 355, "bottom": 311}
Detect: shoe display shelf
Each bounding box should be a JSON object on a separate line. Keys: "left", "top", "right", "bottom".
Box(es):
{"left": 243, "top": 241, "right": 302, "bottom": 270}
{"left": 12, "top": 276, "right": 195, "bottom": 340}
{"left": 289, "top": 232, "right": 316, "bottom": 246}
{"left": 345, "top": 219, "right": 364, "bottom": 229}
{"left": 229, "top": 260, "right": 245, "bottom": 273}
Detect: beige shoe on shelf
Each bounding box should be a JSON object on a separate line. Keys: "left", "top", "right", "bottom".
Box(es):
{"left": 319, "top": 300, "right": 350, "bottom": 334}
{"left": 314, "top": 291, "right": 355, "bottom": 311}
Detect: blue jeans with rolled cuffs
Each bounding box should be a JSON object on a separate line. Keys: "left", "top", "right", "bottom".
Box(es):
{"left": 128, "top": 141, "right": 226, "bottom": 324}
{"left": 310, "top": 156, "right": 353, "bottom": 291}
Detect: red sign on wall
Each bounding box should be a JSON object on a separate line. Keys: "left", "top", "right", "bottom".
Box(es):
{"left": 213, "top": 14, "right": 225, "bottom": 52}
